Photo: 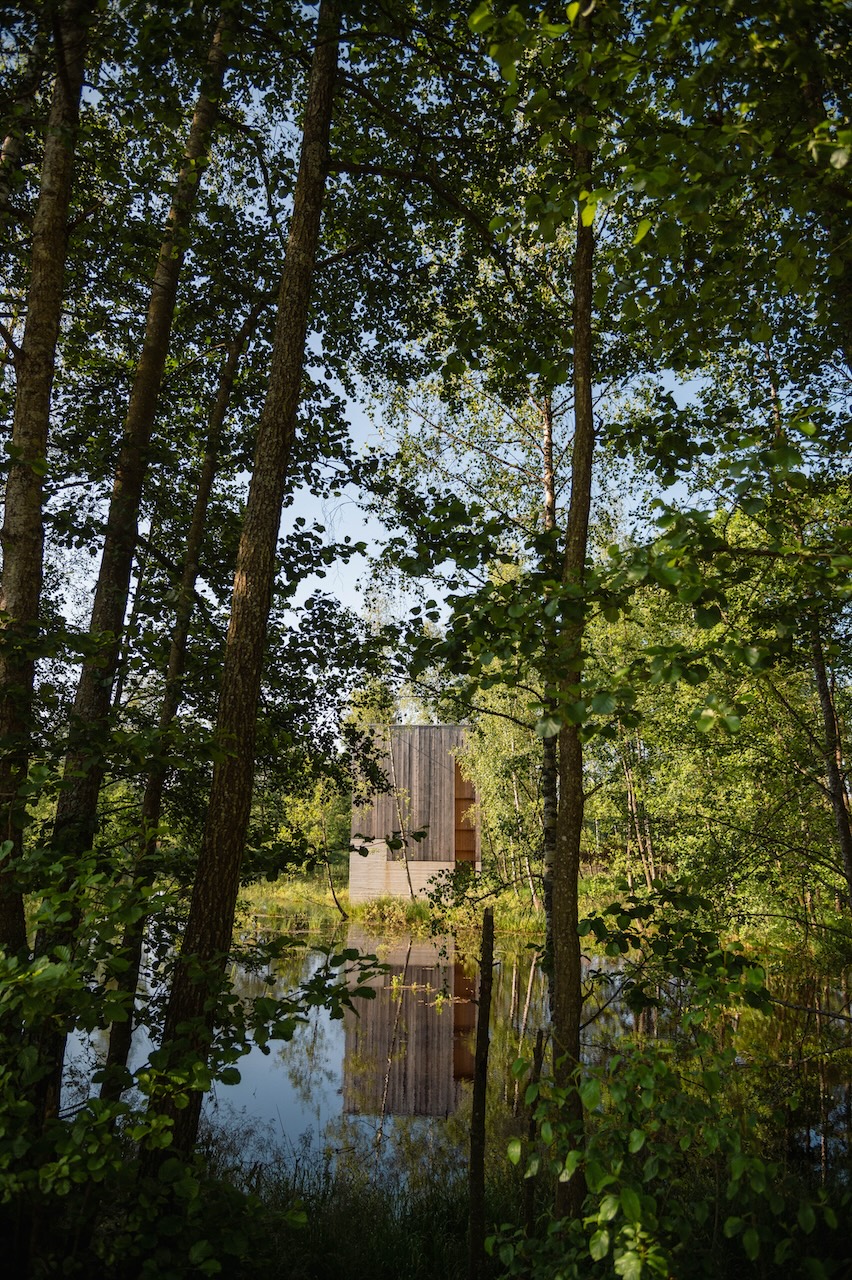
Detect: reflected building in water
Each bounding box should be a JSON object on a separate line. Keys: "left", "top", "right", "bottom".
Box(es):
{"left": 343, "top": 930, "right": 475, "bottom": 1117}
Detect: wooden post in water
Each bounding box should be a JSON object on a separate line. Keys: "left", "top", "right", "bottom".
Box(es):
{"left": 468, "top": 906, "right": 494, "bottom": 1280}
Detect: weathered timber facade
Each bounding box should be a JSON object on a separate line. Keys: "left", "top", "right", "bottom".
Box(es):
{"left": 349, "top": 725, "right": 480, "bottom": 902}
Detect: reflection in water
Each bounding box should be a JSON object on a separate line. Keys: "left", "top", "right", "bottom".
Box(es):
{"left": 342, "top": 931, "right": 475, "bottom": 1119}
{"left": 62, "top": 927, "right": 851, "bottom": 1190}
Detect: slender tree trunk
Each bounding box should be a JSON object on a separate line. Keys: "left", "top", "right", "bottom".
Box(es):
{"left": 541, "top": 393, "right": 558, "bottom": 964}
{"left": 374, "top": 941, "right": 411, "bottom": 1162}
{"left": 468, "top": 905, "right": 494, "bottom": 1280}
{"left": 28, "top": 18, "right": 229, "bottom": 1133}
{"left": 0, "top": 0, "right": 94, "bottom": 956}
{"left": 0, "top": 16, "right": 93, "bottom": 1278}
{"left": 810, "top": 622, "right": 852, "bottom": 909}
{"left": 40, "top": 15, "right": 229, "bottom": 945}
{"left": 524, "top": 852, "right": 540, "bottom": 910}
{"left": 320, "top": 789, "right": 348, "bottom": 921}
{"left": 100, "top": 300, "right": 267, "bottom": 1100}
{"left": 109, "top": 516, "right": 156, "bottom": 713}
{"left": 146, "top": 0, "right": 338, "bottom": 1161}
{"left": 325, "top": 847, "right": 348, "bottom": 920}
{"left": 552, "top": 138, "right": 595, "bottom": 1222}
{"left": 622, "top": 747, "right": 653, "bottom": 890}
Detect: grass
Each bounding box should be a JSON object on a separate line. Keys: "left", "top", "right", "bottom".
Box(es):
{"left": 194, "top": 1110, "right": 523, "bottom": 1280}
{"left": 350, "top": 894, "right": 434, "bottom": 933}
{"left": 237, "top": 862, "right": 668, "bottom": 948}
{"left": 238, "top": 873, "right": 349, "bottom": 935}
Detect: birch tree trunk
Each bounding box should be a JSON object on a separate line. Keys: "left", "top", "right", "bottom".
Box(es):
{"left": 148, "top": 0, "right": 339, "bottom": 1160}
{"left": 0, "top": 0, "right": 94, "bottom": 955}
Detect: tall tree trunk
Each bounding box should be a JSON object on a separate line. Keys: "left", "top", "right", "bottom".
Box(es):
{"left": 468, "top": 905, "right": 494, "bottom": 1280}
{"left": 621, "top": 743, "right": 653, "bottom": 890}
{"left": 541, "top": 392, "right": 558, "bottom": 961}
{"left": 40, "top": 15, "right": 229, "bottom": 943}
{"left": 29, "top": 16, "right": 229, "bottom": 1132}
{"left": 146, "top": 0, "right": 338, "bottom": 1161}
{"left": 99, "top": 299, "right": 268, "bottom": 1100}
{"left": 552, "top": 140, "right": 595, "bottom": 1221}
{"left": 0, "top": 0, "right": 93, "bottom": 956}
{"left": 810, "top": 621, "right": 852, "bottom": 909}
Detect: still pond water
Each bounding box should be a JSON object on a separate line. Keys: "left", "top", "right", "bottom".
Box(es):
{"left": 65, "top": 926, "right": 852, "bottom": 1182}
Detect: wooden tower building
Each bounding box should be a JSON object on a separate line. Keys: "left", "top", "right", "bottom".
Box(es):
{"left": 349, "top": 725, "right": 480, "bottom": 902}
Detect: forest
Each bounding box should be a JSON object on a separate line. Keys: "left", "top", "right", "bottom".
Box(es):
{"left": 0, "top": 0, "right": 850, "bottom": 1276}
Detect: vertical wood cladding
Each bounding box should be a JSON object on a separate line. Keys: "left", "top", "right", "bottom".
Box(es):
{"left": 352, "top": 725, "right": 474, "bottom": 864}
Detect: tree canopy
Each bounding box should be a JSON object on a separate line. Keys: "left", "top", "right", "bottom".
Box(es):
{"left": 0, "top": 0, "right": 850, "bottom": 1274}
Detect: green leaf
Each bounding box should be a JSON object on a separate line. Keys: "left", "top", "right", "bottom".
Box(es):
{"left": 579, "top": 1077, "right": 601, "bottom": 1110}
{"left": 797, "top": 1202, "right": 816, "bottom": 1235}
{"left": 694, "top": 604, "right": 722, "bottom": 629}
{"left": 620, "top": 1185, "right": 642, "bottom": 1221}
{"left": 589, "top": 1228, "right": 610, "bottom": 1261}
{"left": 615, "top": 1252, "right": 643, "bottom": 1280}
{"left": 628, "top": 1128, "right": 646, "bottom": 1153}
{"left": 599, "top": 1194, "right": 620, "bottom": 1222}
{"left": 507, "top": 1137, "right": 522, "bottom": 1165}
{"left": 743, "top": 1227, "right": 760, "bottom": 1261}
{"left": 468, "top": 3, "right": 494, "bottom": 34}
{"left": 633, "top": 217, "right": 652, "bottom": 244}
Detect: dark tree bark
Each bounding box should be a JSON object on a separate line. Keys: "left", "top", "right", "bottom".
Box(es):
{"left": 28, "top": 15, "right": 230, "bottom": 1134}
{"left": 0, "top": 0, "right": 94, "bottom": 956}
{"left": 99, "top": 297, "right": 269, "bottom": 1100}
{"left": 40, "top": 15, "right": 230, "bottom": 936}
{"left": 552, "top": 138, "right": 595, "bottom": 1222}
{"left": 810, "top": 622, "right": 852, "bottom": 909}
{"left": 147, "top": 0, "right": 339, "bottom": 1160}
{"left": 468, "top": 905, "right": 494, "bottom": 1280}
